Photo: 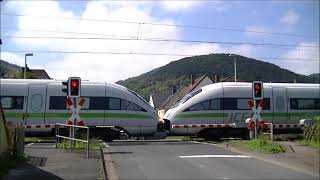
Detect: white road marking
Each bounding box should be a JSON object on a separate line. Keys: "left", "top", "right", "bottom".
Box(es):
{"left": 26, "top": 143, "right": 34, "bottom": 147}
{"left": 179, "top": 155, "right": 251, "bottom": 158}
{"left": 190, "top": 141, "right": 217, "bottom": 146}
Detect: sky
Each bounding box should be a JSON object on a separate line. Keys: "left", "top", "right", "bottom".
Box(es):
{"left": 0, "top": 0, "right": 319, "bottom": 82}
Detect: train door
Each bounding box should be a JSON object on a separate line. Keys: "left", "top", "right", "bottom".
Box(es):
{"left": 272, "top": 87, "right": 288, "bottom": 124}
{"left": 26, "top": 85, "right": 47, "bottom": 125}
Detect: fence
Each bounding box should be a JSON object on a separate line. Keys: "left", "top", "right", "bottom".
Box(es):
{"left": 55, "top": 123, "right": 90, "bottom": 158}
{"left": 1, "top": 103, "right": 25, "bottom": 159}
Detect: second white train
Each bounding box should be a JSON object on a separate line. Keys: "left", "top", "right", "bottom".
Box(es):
{"left": 163, "top": 82, "right": 320, "bottom": 139}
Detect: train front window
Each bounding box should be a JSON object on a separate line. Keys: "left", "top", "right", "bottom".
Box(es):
{"left": 172, "top": 89, "right": 202, "bottom": 108}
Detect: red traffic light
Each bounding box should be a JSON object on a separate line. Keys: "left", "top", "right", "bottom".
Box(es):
{"left": 71, "top": 80, "right": 79, "bottom": 87}
{"left": 68, "top": 77, "right": 81, "bottom": 98}
{"left": 255, "top": 84, "right": 261, "bottom": 91}
{"left": 252, "top": 81, "right": 263, "bottom": 100}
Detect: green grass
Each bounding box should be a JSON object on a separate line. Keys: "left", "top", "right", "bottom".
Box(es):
{"left": 165, "top": 136, "right": 191, "bottom": 141}
{"left": 57, "top": 138, "right": 100, "bottom": 150}
{"left": 231, "top": 138, "right": 286, "bottom": 154}
{"left": 0, "top": 155, "right": 28, "bottom": 177}
{"left": 297, "top": 140, "right": 320, "bottom": 150}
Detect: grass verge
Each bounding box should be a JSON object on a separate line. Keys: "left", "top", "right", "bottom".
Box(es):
{"left": 57, "top": 138, "right": 100, "bottom": 150}
{"left": 231, "top": 138, "right": 286, "bottom": 154}
{"left": 165, "top": 136, "right": 191, "bottom": 141}
{"left": 297, "top": 140, "right": 320, "bottom": 150}
{"left": 0, "top": 155, "right": 28, "bottom": 177}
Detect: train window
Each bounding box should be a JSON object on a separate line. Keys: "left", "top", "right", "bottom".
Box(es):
{"left": 1, "top": 97, "right": 13, "bottom": 109}
{"left": 174, "top": 89, "right": 203, "bottom": 108}
{"left": 31, "top": 94, "right": 42, "bottom": 112}
{"left": 210, "top": 99, "right": 220, "bottom": 110}
{"left": 121, "top": 99, "right": 147, "bottom": 112}
{"left": 108, "top": 97, "right": 121, "bottom": 110}
{"left": 0, "top": 96, "right": 24, "bottom": 109}
{"left": 127, "top": 89, "right": 149, "bottom": 106}
{"left": 49, "top": 96, "right": 67, "bottom": 110}
{"left": 290, "top": 98, "right": 320, "bottom": 110}
{"left": 237, "top": 98, "right": 251, "bottom": 110}
{"left": 186, "top": 100, "right": 210, "bottom": 111}
{"left": 316, "top": 99, "right": 320, "bottom": 109}
{"left": 222, "top": 98, "right": 237, "bottom": 110}
{"left": 89, "top": 97, "right": 106, "bottom": 110}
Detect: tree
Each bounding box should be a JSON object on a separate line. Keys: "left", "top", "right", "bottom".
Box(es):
{"left": 14, "top": 72, "right": 36, "bottom": 79}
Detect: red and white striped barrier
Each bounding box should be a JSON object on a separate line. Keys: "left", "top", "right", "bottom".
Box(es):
{"left": 271, "top": 124, "right": 304, "bottom": 128}
{"left": 172, "top": 123, "right": 235, "bottom": 129}
{"left": 66, "top": 98, "right": 86, "bottom": 126}
{"left": 16, "top": 124, "right": 55, "bottom": 129}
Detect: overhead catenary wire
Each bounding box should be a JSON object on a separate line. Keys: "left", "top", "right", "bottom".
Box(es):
{"left": 5, "top": 50, "right": 319, "bottom": 62}
{"left": 3, "top": 36, "right": 319, "bottom": 50}
{"left": 1, "top": 13, "right": 317, "bottom": 39}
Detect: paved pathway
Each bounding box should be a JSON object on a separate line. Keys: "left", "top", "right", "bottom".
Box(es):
{"left": 3, "top": 143, "right": 103, "bottom": 180}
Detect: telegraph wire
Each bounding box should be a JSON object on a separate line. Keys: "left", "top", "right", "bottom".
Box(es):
{"left": 3, "top": 36, "right": 319, "bottom": 49}
{"left": 5, "top": 50, "right": 319, "bottom": 62}
{"left": 1, "top": 13, "right": 317, "bottom": 39}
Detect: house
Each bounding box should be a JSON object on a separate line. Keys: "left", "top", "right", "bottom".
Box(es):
{"left": 21, "top": 67, "right": 52, "bottom": 79}
{"left": 159, "top": 74, "right": 215, "bottom": 114}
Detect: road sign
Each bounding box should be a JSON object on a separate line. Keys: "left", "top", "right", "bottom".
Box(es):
{"left": 66, "top": 97, "right": 85, "bottom": 126}
{"left": 252, "top": 81, "right": 263, "bottom": 100}
{"left": 248, "top": 99, "right": 267, "bottom": 131}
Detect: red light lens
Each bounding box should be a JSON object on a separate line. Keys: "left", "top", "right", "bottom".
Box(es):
{"left": 71, "top": 80, "right": 78, "bottom": 87}
{"left": 255, "top": 84, "right": 261, "bottom": 91}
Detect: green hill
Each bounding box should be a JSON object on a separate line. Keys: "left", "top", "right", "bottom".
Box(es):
{"left": 0, "top": 60, "right": 21, "bottom": 78}
{"left": 117, "top": 53, "right": 319, "bottom": 99}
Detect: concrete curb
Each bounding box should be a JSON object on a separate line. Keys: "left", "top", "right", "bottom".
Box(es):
{"left": 101, "top": 142, "right": 119, "bottom": 180}
{"left": 213, "top": 142, "right": 319, "bottom": 178}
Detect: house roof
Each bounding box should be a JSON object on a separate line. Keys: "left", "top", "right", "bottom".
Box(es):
{"left": 159, "top": 75, "right": 213, "bottom": 111}
{"left": 150, "top": 92, "right": 168, "bottom": 109}
{"left": 30, "top": 69, "right": 51, "bottom": 79}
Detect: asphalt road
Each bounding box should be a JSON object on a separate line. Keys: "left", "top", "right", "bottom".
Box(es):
{"left": 106, "top": 141, "right": 316, "bottom": 180}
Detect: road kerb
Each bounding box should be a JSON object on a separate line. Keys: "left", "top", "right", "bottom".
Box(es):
{"left": 101, "top": 143, "right": 119, "bottom": 180}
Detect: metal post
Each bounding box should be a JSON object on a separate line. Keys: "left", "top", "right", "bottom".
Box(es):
{"left": 87, "top": 127, "right": 89, "bottom": 158}
{"left": 254, "top": 100, "right": 258, "bottom": 139}
{"left": 234, "top": 56, "right": 237, "bottom": 82}
{"left": 270, "top": 123, "right": 274, "bottom": 143}
{"left": 24, "top": 55, "right": 26, "bottom": 79}
{"left": 72, "top": 98, "right": 77, "bottom": 149}
{"left": 55, "top": 124, "right": 58, "bottom": 148}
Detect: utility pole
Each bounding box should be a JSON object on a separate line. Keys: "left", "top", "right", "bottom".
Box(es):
{"left": 229, "top": 54, "right": 237, "bottom": 82}
{"left": 234, "top": 56, "right": 237, "bottom": 82}
{"left": 24, "top": 53, "right": 33, "bottom": 79}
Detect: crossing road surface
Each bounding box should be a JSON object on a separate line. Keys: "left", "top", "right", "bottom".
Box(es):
{"left": 106, "top": 141, "right": 316, "bottom": 180}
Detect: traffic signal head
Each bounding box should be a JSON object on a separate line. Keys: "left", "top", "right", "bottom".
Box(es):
{"left": 252, "top": 81, "right": 263, "bottom": 100}
{"left": 68, "top": 77, "right": 81, "bottom": 98}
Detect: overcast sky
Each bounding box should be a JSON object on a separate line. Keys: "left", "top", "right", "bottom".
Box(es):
{"left": 0, "top": 0, "right": 319, "bottom": 82}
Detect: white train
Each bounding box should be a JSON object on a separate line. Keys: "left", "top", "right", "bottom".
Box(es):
{"left": 0, "top": 79, "right": 159, "bottom": 141}
{"left": 163, "top": 82, "right": 320, "bottom": 140}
